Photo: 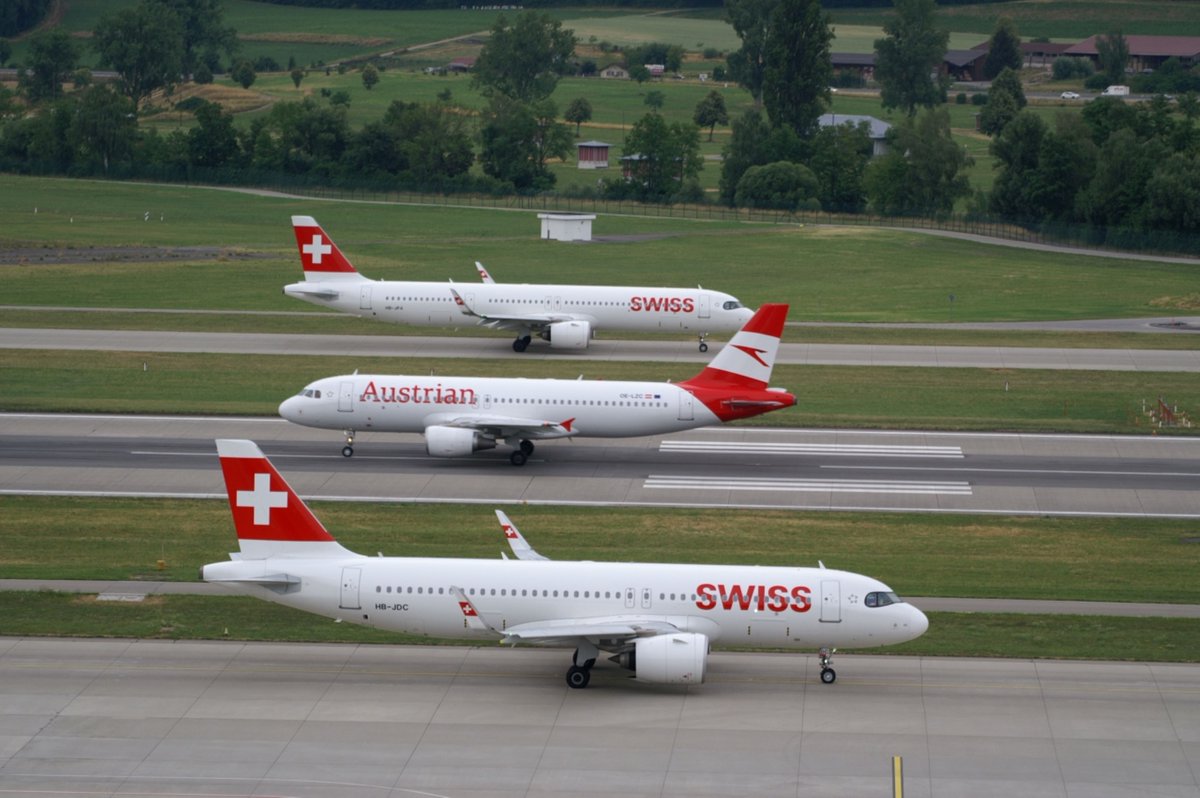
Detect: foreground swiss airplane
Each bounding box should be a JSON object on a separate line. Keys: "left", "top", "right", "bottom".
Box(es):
{"left": 285, "top": 215, "right": 754, "bottom": 352}
{"left": 204, "top": 439, "right": 929, "bottom": 688}
{"left": 280, "top": 303, "right": 795, "bottom": 465}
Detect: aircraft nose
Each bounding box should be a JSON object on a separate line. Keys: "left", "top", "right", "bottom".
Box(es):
{"left": 279, "top": 396, "right": 303, "bottom": 421}
{"left": 908, "top": 605, "right": 930, "bottom": 640}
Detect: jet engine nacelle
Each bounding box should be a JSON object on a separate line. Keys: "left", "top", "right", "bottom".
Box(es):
{"left": 424, "top": 425, "right": 497, "bottom": 458}
{"left": 540, "top": 320, "right": 591, "bottom": 350}
{"left": 613, "top": 632, "right": 709, "bottom": 685}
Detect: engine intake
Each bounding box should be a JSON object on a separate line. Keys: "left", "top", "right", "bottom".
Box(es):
{"left": 424, "top": 425, "right": 496, "bottom": 458}
{"left": 540, "top": 320, "right": 591, "bottom": 350}
{"left": 612, "top": 632, "right": 708, "bottom": 685}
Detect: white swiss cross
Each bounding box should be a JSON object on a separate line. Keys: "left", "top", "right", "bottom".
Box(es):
{"left": 302, "top": 233, "right": 332, "bottom": 265}
{"left": 237, "top": 472, "right": 288, "bottom": 525}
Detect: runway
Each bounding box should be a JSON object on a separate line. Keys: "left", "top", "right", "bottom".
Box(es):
{"left": 0, "top": 637, "right": 1196, "bottom": 798}
{"left": 4, "top": 413, "right": 1200, "bottom": 518}
{"left": 4, "top": 327, "right": 1200, "bottom": 371}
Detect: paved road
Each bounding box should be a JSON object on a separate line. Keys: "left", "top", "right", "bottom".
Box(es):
{"left": 1, "top": 638, "right": 1197, "bottom": 798}
{"left": 5, "top": 327, "right": 1200, "bottom": 371}
{"left": 5, "top": 413, "right": 1200, "bottom": 518}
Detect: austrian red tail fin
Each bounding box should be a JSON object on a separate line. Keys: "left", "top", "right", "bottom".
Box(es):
{"left": 683, "top": 303, "right": 789, "bottom": 389}
{"left": 291, "top": 216, "right": 363, "bottom": 281}
{"left": 217, "top": 439, "right": 353, "bottom": 559}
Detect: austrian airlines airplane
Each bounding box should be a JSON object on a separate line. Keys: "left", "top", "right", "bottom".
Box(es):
{"left": 285, "top": 216, "right": 754, "bottom": 352}
{"left": 279, "top": 304, "right": 795, "bottom": 465}
{"left": 204, "top": 439, "right": 929, "bottom": 688}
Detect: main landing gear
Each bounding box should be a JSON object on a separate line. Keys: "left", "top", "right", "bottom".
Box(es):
{"left": 566, "top": 643, "right": 598, "bottom": 689}
{"left": 341, "top": 430, "right": 356, "bottom": 458}
{"left": 512, "top": 334, "right": 532, "bottom": 353}
{"left": 818, "top": 647, "right": 837, "bottom": 684}
{"left": 508, "top": 439, "right": 534, "bottom": 466}
{"left": 698, "top": 333, "right": 709, "bottom": 353}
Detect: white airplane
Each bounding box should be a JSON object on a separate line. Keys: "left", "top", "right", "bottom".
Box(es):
{"left": 284, "top": 215, "right": 755, "bottom": 352}
{"left": 204, "top": 439, "right": 929, "bottom": 688}
{"left": 279, "top": 303, "right": 795, "bottom": 465}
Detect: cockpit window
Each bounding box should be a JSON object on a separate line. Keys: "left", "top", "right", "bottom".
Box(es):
{"left": 722, "top": 300, "right": 743, "bottom": 310}
{"left": 864, "top": 591, "right": 903, "bottom": 608}
{"left": 297, "top": 389, "right": 322, "bottom": 399}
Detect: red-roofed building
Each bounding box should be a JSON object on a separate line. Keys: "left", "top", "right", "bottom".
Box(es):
{"left": 1064, "top": 35, "right": 1200, "bottom": 71}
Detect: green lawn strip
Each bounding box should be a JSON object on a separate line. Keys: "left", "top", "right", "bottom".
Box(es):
{"left": 4, "top": 175, "right": 1199, "bottom": 323}
{"left": 2, "top": 348, "right": 1195, "bottom": 435}
{"left": 5, "top": 308, "right": 1200, "bottom": 351}
{"left": 1, "top": 593, "right": 1196, "bottom": 662}
{"left": 3, "top": 497, "right": 1198, "bottom": 605}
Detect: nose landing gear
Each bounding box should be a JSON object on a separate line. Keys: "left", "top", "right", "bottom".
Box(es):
{"left": 698, "top": 333, "right": 709, "bottom": 353}
{"left": 818, "top": 647, "right": 837, "bottom": 684}
{"left": 341, "top": 430, "right": 356, "bottom": 458}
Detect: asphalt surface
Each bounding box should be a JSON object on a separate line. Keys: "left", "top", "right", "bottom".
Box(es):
{"left": 5, "top": 326, "right": 1200, "bottom": 371}
{"left": 2, "top": 638, "right": 1197, "bottom": 798}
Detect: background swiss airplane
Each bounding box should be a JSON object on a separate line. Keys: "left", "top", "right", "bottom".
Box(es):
{"left": 285, "top": 215, "right": 754, "bottom": 352}
{"left": 280, "top": 304, "right": 795, "bottom": 465}
{"left": 204, "top": 439, "right": 929, "bottom": 688}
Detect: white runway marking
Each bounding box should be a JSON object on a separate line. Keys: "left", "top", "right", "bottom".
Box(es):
{"left": 645, "top": 475, "right": 973, "bottom": 495}
{"left": 661, "top": 440, "right": 963, "bottom": 457}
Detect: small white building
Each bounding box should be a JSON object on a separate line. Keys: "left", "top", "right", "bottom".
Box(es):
{"left": 576, "top": 140, "right": 611, "bottom": 170}
{"left": 817, "top": 113, "right": 892, "bottom": 158}
{"left": 538, "top": 213, "right": 596, "bottom": 242}
{"left": 600, "top": 64, "right": 629, "bottom": 80}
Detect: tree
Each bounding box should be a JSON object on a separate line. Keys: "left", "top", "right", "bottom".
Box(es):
{"left": 734, "top": 160, "right": 819, "bottom": 210}
{"left": 0, "top": 39, "right": 11, "bottom": 67}
{"left": 644, "top": 90, "right": 665, "bottom": 112}
{"left": 291, "top": 68, "right": 304, "bottom": 89}
{"left": 472, "top": 12, "right": 575, "bottom": 103}
{"left": 761, "top": 0, "right": 833, "bottom": 138}
{"left": 618, "top": 112, "right": 702, "bottom": 201}
{"left": 564, "top": 97, "right": 592, "bottom": 135}
{"left": 92, "top": 1, "right": 185, "bottom": 113}
{"left": 1143, "top": 154, "right": 1200, "bottom": 234}
{"left": 1095, "top": 31, "right": 1129, "bottom": 86}
{"left": 146, "top": 0, "right": 237, "bottom": 76}
{"left": 479, "top": 94, "right": 569, "bottom": 190}
{"left": 978, "top": 66, "right": 1026, "bottom": 135}
{"left": 629, "top": 65, "right": 651, "bottom": 84}
{"left": 983, "top": 17, "right": 1022, "bottom": 80}
{"left": 988, "top": 110, "right": 1047, "bottom": 220}
{"left": 187, "top": 100, "right": 240, "bottom": 169}
{"left": 231, "top": 60, "right": 256, "bottom": 90}
{"left": 865, "top": 107, "right": 972, "bottom": 215}
{"left": 69, "top": 85, "right": 137, "bottom": 173}
{"left": 362, "top": 63, "right": 379, "bottom": 91}
{"left": 693, "top": 90, "right": 729, "bottom": 141}
{"left": 874, "top": 0, "right": 949, "bottom": 116}
{"left": 385, "top": 100, "right": 475, "bottom": 181}
{"left": 809, "top": 121, "right": 872, "bottom": 212}
{"left": 20, "top": 30, "right": 80, "bottom": 103}
{"left": 718, "top": 109, "right": 804, "bottom": 205}
{"left": 725, "top": 0, "right": 774, "bottom": 108}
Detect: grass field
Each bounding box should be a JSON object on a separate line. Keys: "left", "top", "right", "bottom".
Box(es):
{"left": 3, "top": 496, "right": 1198, "bottom": 603}
{"left": 2, "top": 348, "right": 1196, "bottom": 435}
{"left": 4, "top": 176, "right": 1199, "bottom": 331}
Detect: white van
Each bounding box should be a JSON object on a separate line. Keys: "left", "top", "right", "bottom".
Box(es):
{"left": 1102, "top": 85, "right": 1130, "bottom": 96}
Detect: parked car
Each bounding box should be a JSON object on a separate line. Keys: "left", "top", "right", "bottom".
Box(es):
{"left": 1060, "top": 91, "right": 1080, "bottom": 99}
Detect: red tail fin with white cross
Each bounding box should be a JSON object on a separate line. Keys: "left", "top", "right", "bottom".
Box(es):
{"left": 217, "top": 439, "right": 354, "bottom": 560}
{"left": 291, "top": 216, "right": 366, "bottom": 282}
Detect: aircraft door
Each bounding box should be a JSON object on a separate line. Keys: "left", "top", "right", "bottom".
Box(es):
{"left": 339, "top": 567, "right": 362, "bottom": 610}
{"left": 641, "top": 588, "right": 652, "bottom": 609}
{"left": 625, "top": 588, "right": 635, "bottom": 609}
{"left": 820, "top": 580, "right": 841, "bottom": 623}
{"left": 677, "top": 390, "right": 694, "bottom": 421}
{"left": 359, "top": 286, "right": 372, "bottom": 310}
{"left": 338, "top": 381, "right": 354, "bottom": 413}
{"left": 698, "top": 292, "right": 710, "bottom": 319}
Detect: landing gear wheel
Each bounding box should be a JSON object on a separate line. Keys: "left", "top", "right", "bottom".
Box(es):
{"left": 566, "top": 665, "right": 591, "bottom": 689}
{"left": 341, "top": 445, "right": 354, "bottom": 458}
{"left": 820, "top": 668, "right": 837, "bottom": 685}
{"left": 509, "top": 450, "right": 528, "bottom": 466}
{"left": 512, "top": 335, "right": 531, "bottom": 353}
{"left": 519, "top": 439, "right": 534, "bottom": 456}
{"left": 698, "top": 334, "right": 709, "bottom": 353}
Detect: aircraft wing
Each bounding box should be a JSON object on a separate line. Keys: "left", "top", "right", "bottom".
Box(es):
{"left": 501, "top": 616, "right": 682, "bottom": 646}
{"left": 431, "top": 414, "right": 576, "bottom": 440}
{"left": 450, "top": 287, "right": 578, "bottom": 330}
